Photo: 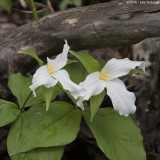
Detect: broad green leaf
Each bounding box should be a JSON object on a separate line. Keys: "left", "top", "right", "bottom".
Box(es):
{"left": 128, "top": 68, "right": 145, "bottom": 75}
{"left": 7, "top": 102, "right": 81, "bottom": 155}
{"left": 0, "top": 100, "right": 20, "bottom": 127}
{"left": 8, "top": 73, "right": 42, "bottom": 108}
{"left": 8, "top": 73, "right": 56, "bottom": 109}
{"left": 90, "top": 90, "right": 105, "bottom": 122}
{"left": 82, "top": 108, "right": 146, "bottom": 160}
{"left": 24, "top": 87, "right": 46, "bottom": 108}
{"left": 18, "top": 50, "right": 43, "bottom": 66}
{"left": 79, "top": 50, "right": 89, "bottom": 54}
{"left": 67, "top": 59, "right": 77, "bottom": 65}
{"left": 7, "top": 114, "right": 24, "bottom": 156}
{"left": 41, "top": 85, "right": 62, "bottom": 111}
{"left": 69, "top": 50, "right": 101, "bottom": 74}
{"left": 8, "top": 73, "right": 33, "bottom": 108}
{"left": 11, "top": 146, "right": 64, "bottom": 160}
{"left": 64, "top": 60, "right": 87, "bottom": 84}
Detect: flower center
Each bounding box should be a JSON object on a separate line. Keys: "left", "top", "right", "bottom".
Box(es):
{"left": 47, "top": 64, "right": 56, "bottom": 75}
{"left": 99, "top": 72, "right": 109, "bottom": 81}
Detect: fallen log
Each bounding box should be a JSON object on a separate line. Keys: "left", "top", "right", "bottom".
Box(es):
{"left": 1, "top": 1, "right": 160, "bottom": 78}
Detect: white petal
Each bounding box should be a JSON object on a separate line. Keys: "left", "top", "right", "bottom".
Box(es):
{"left": 106, "top": 78, "right": 136, "bottom": 116}
{"left": 77, "top": 97, "right": 85, "bottom": 110}
{"left": 75, "top": 72, "right": 105, "bottom": 109}
{"left": 102, "top": 58, "right": 145, "bottom": 80}
{"left": 47, "top": 40, "right": 70, "bottom": 71}
{"left": 79, "top": 72, "right": 106, "bottom": 100}
{"left": 29, "top": 65, "right": 58, "bottom": 96}
{"left": 53, "top": 69, "right": 85, "bottom": 99}
{"left": 19, "top": 0, "right": 27, "bottom": 8}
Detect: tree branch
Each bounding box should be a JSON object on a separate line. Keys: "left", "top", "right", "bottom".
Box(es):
{"left": 0, "top": 0, "right": 160, "bottom": 79}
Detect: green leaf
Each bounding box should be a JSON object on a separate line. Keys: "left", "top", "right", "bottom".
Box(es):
{"left": 0, "top": 100, "right": 20, "bottom": 127}
{"left": 67, "top": 59, "right": 77, "bottom": 65}
{"left": 98, "top": 59, "right": 106, "bottom": 69}
{"left": 18, "top": 50, "right": 43, "bottom": 66}
{"left": 8, "top": 73, "right": 48, "bottom": 109}
{"left": 69, "top": 50, "right": 101, "bottom": 74}
{"left": 82, "top": 108, "right": 146, "bottom": 160}
{"left": 59, "top": 0, "right": 71, "bottom": 10}
{"left": 24, "top": 87, "right": 46, "bottom": 108}
{"left": 8, "top": 73, "right": 30, "bottom": 108}
{"left": 25, "top": 85, "right": 61, "bottom": 109}
{"left": 0, "top": 0, "right": 11, "bottom": 8}
{"left": 64, "top": 60, "right": 87, "bottom": 84}
{"left": 128, "top": 68, "right": 145, "bottom": 75}
{"left": 90, "top": 90, "right": 105, "bottom": 122}
{"left": 7, "top": 102, "right": 81, "bottom": 155}
{"left": 79, "top": 50, "right": 89, "bottom": 54}
{"left": 7, "top": 114, "right": 24, "bottom": 156}
{"left": 73, "top": 0, "right": 82, "bottom": 6}
{"left": 41, "top": 85, "right": 62, "bottom": 111}
{"left": 11, "top": 146, "right": 64, "bottom": 160}
{"left": 8, "top": 73, "right": 33, "bottom": 108}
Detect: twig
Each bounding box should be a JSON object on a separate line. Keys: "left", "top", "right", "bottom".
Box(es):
{"left": 35, "top": 2, "right": 48, "bottom": 8}
{"left": 12, "top": 8, "right": 48, "bottom": 14}
{"left": 46, "top": 0, "right": 55, "bottom": 13}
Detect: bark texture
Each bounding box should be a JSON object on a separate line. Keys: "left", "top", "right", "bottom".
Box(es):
{"left": 0, "top": 0, "right": 160, "bottom": 80}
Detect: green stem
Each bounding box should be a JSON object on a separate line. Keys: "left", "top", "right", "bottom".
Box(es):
{"left": 21, "top": 91, "right": 33, "bottom": 109}
{"left": 30, "top": 0, "right": 38, "bottom": 20}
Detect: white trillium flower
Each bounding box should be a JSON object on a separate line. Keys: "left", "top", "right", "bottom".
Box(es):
{"left": 77, "top": 58, "right": 145, "bottom": 116}
{"left": 29, "top": 40, "right": 84, "bottom": 99}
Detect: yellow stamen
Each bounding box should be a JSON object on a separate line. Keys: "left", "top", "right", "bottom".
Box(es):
{"left": 47, "top": 64, "right": 56, "bottom": 75}
{"left": 99, "top": 72, "right": 109, "bottom": 81}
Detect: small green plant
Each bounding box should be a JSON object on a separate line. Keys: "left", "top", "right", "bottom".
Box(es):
{"left": 0, "top": 40, "right": 146, "bottom": 160}
{"left": 59, "top": 0, "right": 82, "bottom": 10}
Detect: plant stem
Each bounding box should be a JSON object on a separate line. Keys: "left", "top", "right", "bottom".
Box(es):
{"left": 30, "top": 0, "right": 38, "bottom": 20}
{"left": 21, "top": 91, "right": 33, "bottom": 109}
